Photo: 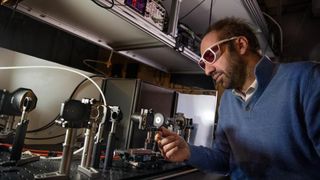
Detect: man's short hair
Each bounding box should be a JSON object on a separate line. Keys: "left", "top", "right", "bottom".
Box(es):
{"left": 205, "top": 17, "right": 260, "bottom": 53}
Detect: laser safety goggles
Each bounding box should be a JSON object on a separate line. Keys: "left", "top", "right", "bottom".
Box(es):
{"left": 198, "top": 36, "right": 239, "bottom": 70}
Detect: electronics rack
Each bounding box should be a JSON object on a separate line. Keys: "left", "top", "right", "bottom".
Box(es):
{"left": 124, "top": 0, "right": 167, "bottom": 31}
{"left": 106, "top": 0, "right": 200, "bottom": 65}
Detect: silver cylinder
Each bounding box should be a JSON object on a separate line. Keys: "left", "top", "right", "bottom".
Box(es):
{"left": 59, "top": 128, "right": 77, "bottom": 175}
{"left": 86, "top": 124, "right": 96, "bottom": 167}
{"left": 4, "top": 116, "right": 14, "bottom": 132}
{"left": 185, "top": 128, "right": 192, "bottom": 143}
{"left": 80, "top": 128, "right": 91, "bottom": 167}
{"left": 144, "top": 131, "right": 152, "bottom": 149}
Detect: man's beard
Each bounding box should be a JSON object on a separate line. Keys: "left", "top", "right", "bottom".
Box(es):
{"left": 221, "top": 51, "right": 247, "bottom": 89}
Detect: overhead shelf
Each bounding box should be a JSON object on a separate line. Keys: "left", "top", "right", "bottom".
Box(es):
{"left": 16, "top": 0, "right": 202, "bottom": 73}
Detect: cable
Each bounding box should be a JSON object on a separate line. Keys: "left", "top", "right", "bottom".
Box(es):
{"left": 179, "top": 0, "right": 207, "bottom": 21}
{"left": 91, "top": 0, "right": 114, "bottom": 9}
{"left": 26, "top": 75, "right": 105, "bottom": 133}
{"left": 42, "top": 146, "right": 84, "bottom": 160}
{"left": 0, "top": 66, "right": 107, "bottom": 106}
{"left": 26, "top": 115, "right": 57, "bottom": 133}
{"left": 0, "top": 66, "right": 109, "bottom": 147}
{"left": 25, "top": 133, "right": 66, "bottom": 140}
{"left": 262, "top": 12, "right": 283, "bottom": 54}
{"left": 0, "top": 66, "right": 109, "bottom": 143}
{"left": 1, "top": 143, "right": 63, "bottom": 157}
{"left": 26, "top": 130, "right": 83, "bottom": 140}
{"left": 83, "top": 50, "right": 114, "bottom": 76}
{"left": 83, "top": 59, "right": 110, "bottom": 76}
{"left": 26, "top": 133, "right": 85, "bottom": 151}
{"left": 69, "top": 75, "right": 106, "bottom": 99}
{"left": 83, "top": 49, "right": 114, "bottom": 75}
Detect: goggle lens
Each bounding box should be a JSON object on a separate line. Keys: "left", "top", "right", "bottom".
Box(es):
{"left": 199, "top": 59, "right": 206, "bottom": 70}
{"left": 198, "top": 36, "right": 238, "bottom": 71}
{"left": 199, "top": 45, "right": 219, "bottom": 70}
{"left": 203, "top": 49, "right": 216, "bottom": 63}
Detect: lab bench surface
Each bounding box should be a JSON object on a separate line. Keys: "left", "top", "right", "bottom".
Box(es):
{"left": 0, "top": 151, "right": 198, "bottom": 180}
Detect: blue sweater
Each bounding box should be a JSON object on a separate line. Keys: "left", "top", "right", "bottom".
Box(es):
{"left": 188, "top": 56, "right": 320, "bottom": 179}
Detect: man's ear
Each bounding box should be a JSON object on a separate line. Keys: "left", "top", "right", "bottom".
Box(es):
{"left": 236, "top": 36, "right": 249, "bottom": 55}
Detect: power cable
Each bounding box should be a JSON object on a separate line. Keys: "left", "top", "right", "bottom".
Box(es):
{"left": 69, "top": 75, "right": 105, "bottom": 99}
{"left": 0, "top": 66, "right": 106, "bottom": 105}
{"left": 25, "top": 133, "right": 66, "bottom": 140}
{"left": 262, "top": 12, "right": 283, "bottom": 56}
{"left": 0, "top": 66, "right": 108, "bottom": 141}
{"left": 83, "top": 50, "right": 114, "bottom": 76}
{"left": 26, "top": 75, "right": 105, "bottom": 134}
{"left": 26, "top": 118, "right": 56, "bottom": 133}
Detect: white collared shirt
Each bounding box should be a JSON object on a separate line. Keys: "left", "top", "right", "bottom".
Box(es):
{"left": 232, "top": 79, "right": 257, "bottom": 102}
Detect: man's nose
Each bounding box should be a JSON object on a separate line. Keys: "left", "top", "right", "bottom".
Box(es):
{"left": 204, "top": 62, "right": 216, "bottom": 76}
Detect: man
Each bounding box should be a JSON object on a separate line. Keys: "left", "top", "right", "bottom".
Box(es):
{"left": 155, "top": 17, "right": 320, "bottom": 179}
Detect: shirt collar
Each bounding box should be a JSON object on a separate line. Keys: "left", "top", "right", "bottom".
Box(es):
{"left": 232, "top": 79, "right": 258, "bottom": 101}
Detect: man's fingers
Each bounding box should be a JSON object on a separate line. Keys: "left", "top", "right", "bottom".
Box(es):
{"left": 159, "top": 126, "right": 175, "bottom": 136}
{"left": 165, "top": 146, "right": 179, "bottom": 160}
{"left": 162, "top": 139, "right": 179, "bottom": 153}
{"left": 154, "top": 132, "right": 162, "bottom": 142}
{"left": 158, "top": 135, "right": 177, "bottom": 147}
{"left": 156, "top": 127, "right": 182, "bottom": 161}
{"left": 156, "top": 128, "right": 189, "bottom": 162}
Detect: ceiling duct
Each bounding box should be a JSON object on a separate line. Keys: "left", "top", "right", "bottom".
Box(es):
{"left": 241, "top": 0, "right": 284, "bottom": 56}
{"left": 242, "top": 0, "right": 270, "bottom": 53}
{"left": 241, "top": 0, "right": 269, "bottom": 38}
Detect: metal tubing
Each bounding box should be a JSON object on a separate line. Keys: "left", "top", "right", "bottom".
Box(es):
{"left": 59, "top": 128, "right": 77, "bottom": 175}
{"left": 85, "top": 126, "right": 95, "bottom": 167}
{"left": 80, "top": 128, "right": 91, "bottom": 167}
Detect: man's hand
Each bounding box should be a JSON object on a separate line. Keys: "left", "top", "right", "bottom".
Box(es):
{"left": 155, "top": 127, "right": 190, "bottom": 162}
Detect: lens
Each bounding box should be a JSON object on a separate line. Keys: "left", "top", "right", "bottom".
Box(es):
{"left": 203, "top": 50, "right": 216, "bottom": 63}
{"left": 199, "top": 44, "right": 222, "bottom": 70}
{"left": 211, "top": 45, "right": 219, "bottom": 53}
{"left": 198, "top": 59, "right": 206, "bottom": 70}
{"left": 203, "top": 44, "right": 219, "bottom": 63}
